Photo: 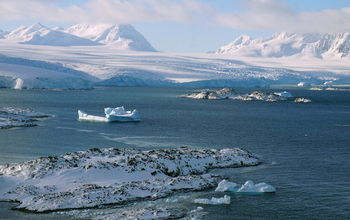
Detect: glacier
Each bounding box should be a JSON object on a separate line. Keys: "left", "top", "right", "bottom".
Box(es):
{"left": 0, "top": 22, "right": 350, "bottom": 89}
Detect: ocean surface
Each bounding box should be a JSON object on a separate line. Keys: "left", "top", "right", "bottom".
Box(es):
{"left": 0, "top": 86, "right": 350, "bottom": 219}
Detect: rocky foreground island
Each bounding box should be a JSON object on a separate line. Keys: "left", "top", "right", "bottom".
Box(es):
{"left": 0, "top": 147, "right": 259, "bottom": 213}
{"left": 178, "top": 87, "right": 312, "bottom": 102}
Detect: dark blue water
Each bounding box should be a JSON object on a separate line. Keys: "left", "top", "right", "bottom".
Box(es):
{"left": 0, "top": 87, "right": 350, "bottom": 219}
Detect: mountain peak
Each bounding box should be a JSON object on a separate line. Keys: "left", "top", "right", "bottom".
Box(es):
{"left": 65, "top": 23, "right": 157, "bottom": 52}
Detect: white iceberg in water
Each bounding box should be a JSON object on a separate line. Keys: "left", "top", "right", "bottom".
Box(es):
{"left": 195, "top": 195, "right": 231, "bottom": 205}
{"left": 236, "top": 180, "right": 276, "bottom": 193}
{"left": 78, "top": 106, "right": 140, "bottom": 122}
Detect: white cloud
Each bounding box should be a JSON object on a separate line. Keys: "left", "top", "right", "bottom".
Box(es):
{"left": 0, "top": 0, "right": 213, "bottom": 24}
{"left": 214, "top": 0, "right": 350, "bottom": 33}
{"left": 1, "top": 0, "right": 350, "bottom": 34}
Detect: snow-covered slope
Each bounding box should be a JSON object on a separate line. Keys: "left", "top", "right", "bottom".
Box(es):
{"left": 216, "top": 32, "right": 350, "bottom": 59}
{"left": 4, "top": 22, "right": 100, "bottom": 46}
{"left": 64, "top": 23, "right": 157, "bottom": 51}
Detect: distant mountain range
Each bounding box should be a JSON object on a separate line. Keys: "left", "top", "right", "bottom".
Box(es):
{"left": 0, "top": 22, "right": 157, "bottom": 52}
{"left": 216, "top": 32, "right": 350, "bottom": 59}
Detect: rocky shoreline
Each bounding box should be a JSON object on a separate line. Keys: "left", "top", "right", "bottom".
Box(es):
{"left": 178, "top": 87, "right": 312, "bottom": 102}
{"left": 0, "top": 107, "right": 47, "bottom": 129}
{"left": 0, "top": 147, "right": 259, "bottom": 212}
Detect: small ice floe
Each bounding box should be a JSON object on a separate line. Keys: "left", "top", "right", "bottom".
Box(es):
{"left": 236, "top": 180, "right": 276, "bottom": 193}
{"left": 274, "top": 91, "right": 293, "bottom": 98}
{"left": 194, "top": 195, "right": 231, "bottom": 205}
{"left": 78, "top": 106, "right": 140, "bottom": 122}
{"left": 294, "top": 97, "right": 312, "bottom": 103}
{"left": 166, "top": 198, "right": 180, "bottom": 203}
{"left": 215, "top": 179, "right": 237, "bottom": 192}
{"left": 93, "top": 207, "right": 185, "bottom": 220}
{"left": 215, "top": 180, "right": 276, "bottom": 193}
{"left": 191, "top": 206, "right": 204, "bottom": 213}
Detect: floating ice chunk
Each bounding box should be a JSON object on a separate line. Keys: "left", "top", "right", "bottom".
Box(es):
{"left": 294, "top": 97, "right": 312, "bottom": 103}
{"left": 236, "top": 180, "right": 276, "bottom": 193}
{"left": 194, "top": 195, "right": 231, "bottom": 205}
{"left": 215, "top": 179, "right": 237, "bottom": 192}
{"left": 78, "top": 106, "right": 140, "bottom": 122}
{"left": 298, "top": 82, "right": 311, "bottom": 86}
{"left": 274, "top": 91, "right": 293, "bottom": 98}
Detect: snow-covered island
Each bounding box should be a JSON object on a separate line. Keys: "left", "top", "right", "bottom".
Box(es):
{"left": 0, "top": 107, "right": 47, "bottom": 129}
{"left": 177, "top": 87, "right": 305, "bottom": 102}
{"left": 0, "top": 147, "right": 259, "bottom": 212}
{"left": 78, "top": 106, "right": 140, "bottom": 122}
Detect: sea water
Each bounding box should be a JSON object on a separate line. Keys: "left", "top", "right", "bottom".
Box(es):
{"left": 0, "top": 86, "right": 350, "bottom": 219}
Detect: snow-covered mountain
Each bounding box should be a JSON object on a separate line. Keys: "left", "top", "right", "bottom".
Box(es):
{"left": 4, "top": 22, "right": 100, "bottom": 46}
{"left": 1, "top": 22, "right": 157, "bottom": 51}
{"left": 216, "top": 32, "right": 350, "bottom": 59}
{"left": 0, "top": 29, "right": 8, "bottom": 39}
{"left": 64, "top": 24, "right": 157, "bottom": 51}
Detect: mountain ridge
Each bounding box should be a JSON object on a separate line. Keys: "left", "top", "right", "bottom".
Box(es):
{"left": 216, "top": 32, "right": 350, "bottom": 59}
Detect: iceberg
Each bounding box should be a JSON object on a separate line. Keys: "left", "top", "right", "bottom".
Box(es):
{"left": 214, "top": 179, "right": 276, "bottom": 193}
{"left": 78, "top": 106, "right": 140, "bottom": 122}
{"left": 236, "top": 180, "right": 276, "bottom": 193}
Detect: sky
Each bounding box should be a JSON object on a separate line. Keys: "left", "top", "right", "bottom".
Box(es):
{"left": 0, "top": 0, "right": 350, "bottom": 53}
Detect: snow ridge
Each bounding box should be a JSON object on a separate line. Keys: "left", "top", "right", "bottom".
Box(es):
{"left": 2, "top": 22, "right": 156, "bottom": 51}
{"left": 5, "top": 22, "right": 100, "bottom": 46}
